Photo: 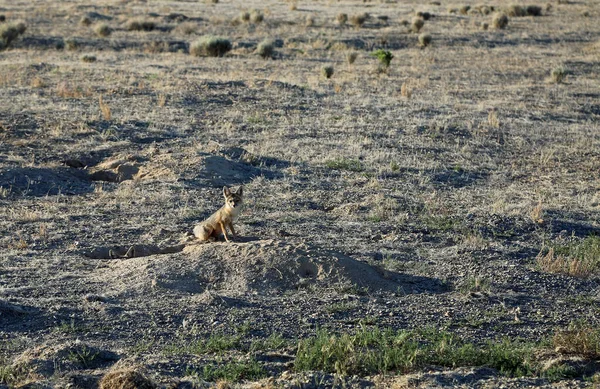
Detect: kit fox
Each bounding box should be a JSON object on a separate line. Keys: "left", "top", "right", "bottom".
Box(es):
{"left": 193, "top": 186, "right": 243, "bottom": 242}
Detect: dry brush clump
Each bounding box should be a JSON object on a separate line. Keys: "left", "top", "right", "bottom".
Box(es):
{"left": 94, "top": 23, "right": 111, "bottom": 37}
{"left": 418, "top": 33, "right": 432, "bottom": 47}
{"left": 553, "top": 321, "right": 600, "bottom": 358}
{"left": 321, "top": 65, "right": 334, "bottom": 79}
{"left": 492, "top": 13, "right": 509, "bottom": 29}
{"left": 190, "top": 36, "right": 232, "bottom": 57}
{"left": 550, "top": 66, "right": 567, "bottom": 83}
{"left": 126, "top": 18, "right": 156, "bottom": 31}
{"left": 250, "top": 10, "right": 264, "bottom": 24}
{"left": 99, "top": 368, "right": 157, "bottom": 389}
{"left": 536, "top": 236, "right": 600, "bottom": 278}
{"left": 336, "top": 13, "right": 348, "bottom": 26}
{"left": 349, "top": 13, "right": 368, "bottom": 28}
{"left": 256, "top": 39, "right": 274, "bottom": 59}
{"left": 0, "top": 21, "right": 26, "bottom": 50}
{"left": 506, "top": 4, "right": 543, "bottom": 17}
{"left": 411, "top": 17, "right": 425, "bottom": 33}
{"left": 346, "top": 51, "right": 358, "bottom": 65}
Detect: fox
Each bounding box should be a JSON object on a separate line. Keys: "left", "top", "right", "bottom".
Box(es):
{"left": 193, "top": 186, "right": 243, "bottom": 242}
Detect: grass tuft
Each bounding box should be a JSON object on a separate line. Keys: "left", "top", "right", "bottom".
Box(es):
{"left": 349, "top": 13, "right": 368, "bottom": 28}
{"left": 190, "top": 36, "right": 232, "bottom": 57}
{"left": 256, "top": 39, "right": 274, "bottom": 59}
{"left": 550, "top": 66, "right": 567, "bottom": 83}
{"left": 553, "top": 321, "right": 600, "bottom": 358}
{"left": 537, "top": 236, "right": 600, "bottom": 278}
{"left": 0, "top": 22, "right": 26, "bottom": 49}
{"left": 127, "top": 18, "right": 156, "bottom": 32}
{"left": 321, "top": 65, "right": 334, "bottom": 79}
{"left": 326, "top": 158, "right": 362, "bottom": 172}
{"left": 418, "top": 33, "right": 432, "bottom": 47}
{"left": 336, "top": 13, "right": 348, "bottom": 26}
{"left": 411, "top": 17, "right": 424, "bottom": 33}
{"left": 371, "top": 49, "right": 394, "bottom": 70}
{"left": 94, "top": 23, "right": 111, "bottom": 37}
{"left": 492, "top": 13, "right": 509, "bottom": 29}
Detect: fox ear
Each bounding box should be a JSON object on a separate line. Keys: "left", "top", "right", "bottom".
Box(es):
{"left": 223, "top": 186, "right": 231, "bottom": 197}
{"left": 237, "top": 186, "right": 243, "bottom": 196}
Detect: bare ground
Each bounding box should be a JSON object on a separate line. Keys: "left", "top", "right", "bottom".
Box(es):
{"left": 1, "top": 0, "right": 599, "bottom": 387}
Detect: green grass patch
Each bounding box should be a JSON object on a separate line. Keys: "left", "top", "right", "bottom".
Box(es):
{"left": 295, "top": 327, "right": 537, "bottom": 377}
{"left": 187, "top": 359, "right": 266, "bottom": 382}
{"left": 538, "top": 235, "right": 600, "bottom": 278}
{"left": 325, "top": 158, "right": 364, "bottom": 172}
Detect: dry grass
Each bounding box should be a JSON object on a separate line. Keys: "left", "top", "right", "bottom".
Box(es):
{"left": 98, "top": 96, "right": 111, "bottom": 120}
{"left": 256, "top": 39, "right": 274, "bottom": 59}
{"left": 126, "top": 18, "right": 156, "bottom": 32}
{"left": 99, "top": 368, "right": 156, "bottom": 389}
{"left": 418, "top": 33, "right": 432, "bottom": 47}
{"left": 94, "top": 23, "right": 111, "bottom": 37}
{"left": 349, "top": 13, "right": 368, "bottom": 28}
{"left": 321, "top": 65, "right": 334, "bottom": 79}
{"left": 550, "top": 66, "right": 567, "bottom": 83}
{"left": 336, "top": 13, "right": 348, "bottom": 26}
{"left": 553, "top": 322, "right": 600, "bottom": 358}
{"left": 537, "top": 236, "right": 600, "bottom": 278}
{"left": 411, "top": 17, "right": 424, "bottom": 33}
{"left": 190, "top": 36, "right": 232, "bottom": 57}
{"left": 492, "top": 13, "right": 509, "bottom": 29}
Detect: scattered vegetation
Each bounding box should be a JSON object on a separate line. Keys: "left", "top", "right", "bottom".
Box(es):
{"left": 411, "top": 16, "right": 425, "bottom": 33}
{"left": 175, "top": 22, "right": 197, "bottom": 35}
{"left": 305, "top": 15, "right": 315, "bottom": 27}
{"left": 349, "top": 13, "right": 368, "bottom": 28}
{"left": 321, "top": 65, "right": 334, "bottom": 79}
{"left": 526, "top": 5, "right": 543, "bottom": 16}
{"left": 100, "top": 369, "right": 157, "bottom": 389}
{"left": 0, "top": 22, "right": 26, "bottom": 50}
{"left": 126, "top": 18, "right": 156, "bottom": 32}
{"left": 459, "top": 5, "right": 471, "bottom": 15}
{"left": 81, "top": 54, "right": 97, "bottom": 63}
{"left": 256, "top": 39, "right": 274, "bottom": 59}
{"left": 187, "top": 359, "right": 266, "bottom": 382}
{"left": 65, "top": 38, "right": 78, "bottom": 51}
{"left": 371, "top": 49, "right": 394, "bottom": 70}
{"left": 492, "top": 13, "right": 509, "bottom": 29}
{"left": 336, "top": 13, "right": 348, "bottom": 26}
{"left": 346, "top": 51, "right": 358, "bottom": 65}
{"left": 190, "top": 36, "right": 232, "bottom": 57}
{"left": 506, "top": 4, "right": 527, "bottom": 17}
{"left": 295, "top": 327, "right": 538, "bottom": 376}
{"left": 80, "top": 16, "right": 92, "bottom": 26}
{"left": 550, "top": 66, "right": 567, "bottom": 83}
{"left": 94, "top": 23, "right": 111, "bottom": 37}
{"left": 325, "top": 158, "right": 363, "bottom": 172}
{"left": 537, "top": 236, "right": 600, "bottom": 278}
{"left": 418, "top": 33, "right": 432, "bottom": 47}
{"left": 250, "top": 10, "right": 264, "bottom": 24}
{"left": 416, "top": 11, "right": 433, "bottom": 20}
{"left": 553, "top": 321, "right": 600, "bottom": 358}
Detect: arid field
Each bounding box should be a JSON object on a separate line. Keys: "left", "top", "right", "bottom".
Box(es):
{"left": 1, "top": 0, "right": 599, "bottom": 387}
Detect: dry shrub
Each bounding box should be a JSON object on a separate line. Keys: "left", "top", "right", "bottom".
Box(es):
{"left": 256, "top": 39, "right": 274, "bottom": 59}
{"left": 459, "top": 5, "right": 471, "bottom": 15}
{"left": 175, "top": 22, "right": 197, "bottom": 35}
{"left": 411, "top": 16, "right": 424, "bottom": 33}
{"left": 550, "top": 66, "right": 567, "bottom": 83}
{"left": 143, "top": 40, "right": 169, "bottom": 53}
{"left": 481, "top": 22, "right": 489, "bottom": 30}
{"left": 492, "top": 13, "right": 509, "bottom": 29}
{"left": 346, "top": 51, "right": 358, "bottom": 65}
{"left": 65, "top": 38, "right": 78, "bottom": 51}
{"left": 418, "top": 33, "right": 431, "bottom": 47}
{"left": 553, "top": 322, "right": 600, "bottom": 358}
{"left": 488, "top": 110, "right": 500, "bottom": 128}
{"left": 336, "top": 13, "right": 348, "bottom": 26}
{"left": 94, "top": 23, "right": 111, "bottom": 37}
{"left": 349, "top": 13, "right": 368, "bottom": 28}
{"left": 81, "top": 54, "right": 97, "bottom": 63}
{"left": 0, "top": 22, "right": 26, "bottom": 49}
{"left": 526, "top": 5, "right": 543, "bottom": 16}
{"left": 99, "top": 368, "right": 157, "bottom": 389}
{"left": 506, "top": 4, "right": 527, "bottom": 16}
{"left": 250, "top": 10, "right": 264, "bottom": 24}
{"left": 240, "top": 11, "right": 251, "bottom": 22}
{"left": 80, "top": 16, "right": 92, "bottom": 26}
{"left": 321, "top": 65, "right": 334, "bottom": 79}
{"left": 529, "top": 200, "right": 544, "bottom": 224}
{"left": 305, "top": 15, "right": 315, "bottom": 27}
{"left": 190, "top": 36, "right": 232, "bottom": 57}
{"left": 289, "top": 2, "right": 297, "bottom": 11}
{"left": 536, "top": 236, "right": 600, "bottom": 278}
{"left": 416, "top": 11, "right": 432, "bottom": 20}
{"left": 399, "top": 19, "right": 409, "bottom": 26}
{"left": 127, "top": 18, "right": 156, "bottom": 31}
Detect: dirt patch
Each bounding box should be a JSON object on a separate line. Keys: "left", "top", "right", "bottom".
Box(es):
{"left": 0, "top": 167, "right": 92, "bottom": 197}
{"left": 85, "top": 240, "right": 442, "bottom": 297}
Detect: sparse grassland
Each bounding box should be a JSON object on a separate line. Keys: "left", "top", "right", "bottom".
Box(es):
{"left": 0, "top": 0, "right": 599, "bottom": 387}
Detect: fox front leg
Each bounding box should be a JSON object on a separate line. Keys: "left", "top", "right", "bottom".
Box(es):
{"left": 219, "top": 221, "right": 230, "bottom": 242}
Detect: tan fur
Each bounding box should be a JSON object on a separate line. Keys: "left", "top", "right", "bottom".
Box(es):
{"left": 193, "top": 186, "right": 243, "bottom": 242}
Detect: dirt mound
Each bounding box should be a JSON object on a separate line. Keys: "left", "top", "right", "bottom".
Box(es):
{"left": 86, "top": 240, "right": 405, "bottom": 297}
{"left": 13, "top": 342, "right": 119, "bottom": 376}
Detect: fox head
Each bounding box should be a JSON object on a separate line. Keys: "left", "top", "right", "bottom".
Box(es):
{"left": 223, "top": 186, "right": 243, "bottom": 209}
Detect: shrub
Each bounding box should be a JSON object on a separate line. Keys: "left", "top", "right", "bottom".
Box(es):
{"left": 550, "top": 66, "right": 567, "bottom": 83}
{"left": 506, "top": 4, "right": 527, "bottom": 17}
{"left": 492, "top": 13, "right": 509, "bottom": 29}
{"left": 346, "top": 51, "right": 358, "bottom": 65}
{"left": 305, "top": 15, "right": 315, "bottom": 27}
{"left": 81, "top": 54, "right": 97, "bottom": 63}
{"left": 240, "top": 11, "right": 251, "bottom": 22}
{"left": 416, "top": 11, "right": 432, "bottom": 20}
{"left": 336, "top": 13, "right": 348, "bottom": 26}
{"left": 418, "top": 33, "right": 432, "bottom": 47}
{"left": 399, "top": 19, "right": 409, "bottom": 26}
{"left": 80, "top": 16, "right": 92, "bottom": 26}
{"left": 537, "top": 235, "right": 599, "bottom": 277}
{"left": 256, "top": 39, "right": 274, "bottom": 59}
{"left": 100, "top": 369, "right": 157, "bottom": 389}
{"left": 481, "top": 22, "right": 489, "bottom": 30}
{"left": 0, "top": 22, "right": 26, "bottom": 49}
{"left": 411, "top": 16, "right": 424, "bottom": 32}
{"left": 321, "top": 65, "right": 334, "bottom": 79}
{"left": 190, "top": 36, "right": 232, "bottom": 57}
{"left": 175, "top": 22, "right": 197, "bottom": 35}
{"left": 127, "top": 18, "right": 156, "bottom": 31}
{"left": 553, "top": 321, "right": 600, "bottom": 358}
{"left": 459, "top": 5, "right": 471, "bottom": 15}
{"left": 371, "top": 49, "right": 393, "bottom": 69}
{"left": 65, "top": 38, "right": 78, "bottom": 51}
{"left": 526, "top": 5, "right": 543, "bottom": 16}
{"left": 349, "top": 13, "right": 368, "bottom": 28}
{"left": 94, "top": 23, "right": 111, "bottom": 37}
{"left": 250, "top": 10, "right": 264, "bottom": 24}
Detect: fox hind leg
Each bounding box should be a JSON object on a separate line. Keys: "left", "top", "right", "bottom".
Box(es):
{"left": 193, "top": 224, "right": 213, "bottom": 241}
